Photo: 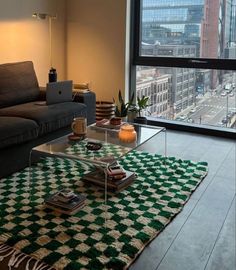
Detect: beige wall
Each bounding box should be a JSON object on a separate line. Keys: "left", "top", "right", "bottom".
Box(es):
{"left": 0, "top": 0, "right": 129, "bottom": 98}
{"left": 0, "top": 0, "right": 66, "bottom": 86}
{"left": 66, "top": 0, "right": 128, "bottom": 101}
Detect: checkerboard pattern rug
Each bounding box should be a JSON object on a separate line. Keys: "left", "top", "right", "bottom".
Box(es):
{"left": 66, "top": 138, "right": 131, "bottom": 160}
{"left": 0, "top": 150, "right": 208, "bottom": 270}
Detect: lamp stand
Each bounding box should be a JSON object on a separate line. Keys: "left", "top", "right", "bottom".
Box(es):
{"left": 48, "top": 16, "right": 57, "bottom": 82}
{"left": 32, "top": 13, "right": 57, "bottom": 82}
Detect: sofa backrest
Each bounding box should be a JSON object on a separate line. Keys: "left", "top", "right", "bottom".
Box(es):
{"left": 0, "top": 61, "right": 40, "bottom": 108}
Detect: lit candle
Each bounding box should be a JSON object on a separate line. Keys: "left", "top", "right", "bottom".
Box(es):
{"left": 118, "top": 124, "right": 137, "bottom": 143}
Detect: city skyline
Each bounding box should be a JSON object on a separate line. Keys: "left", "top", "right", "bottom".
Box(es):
{"left": 137, "top": 0, "right": 236, "bottom": 128}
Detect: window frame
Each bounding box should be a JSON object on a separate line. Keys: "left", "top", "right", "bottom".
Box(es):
{"left": 130, "top": 0, "right": 236, "bottom": 139}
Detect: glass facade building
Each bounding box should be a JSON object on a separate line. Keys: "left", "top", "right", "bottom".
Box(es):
{"left": 135, "top": 0, "right": 236, "bottom": 129}
{"left": 141, "top": 0, "right": 204, "bottom": 53}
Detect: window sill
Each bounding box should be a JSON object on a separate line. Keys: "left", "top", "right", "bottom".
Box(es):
{"left": 147, "top": 116, "right": 236, "bottom": 140}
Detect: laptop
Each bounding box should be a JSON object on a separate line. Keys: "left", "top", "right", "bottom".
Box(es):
{"left": 46, "top": 80, "right": 73, "bottom": 105}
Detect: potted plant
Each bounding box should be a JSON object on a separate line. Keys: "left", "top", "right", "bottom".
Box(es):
{"left": 113, "top": 90, "right": 134, "bottom": 120}
{"left": 132, "top": 95, "right": 152, "bottom": 124}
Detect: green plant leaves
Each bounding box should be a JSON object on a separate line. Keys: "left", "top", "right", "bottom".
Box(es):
{"left": 135, "top": 96, "right": 151, "bottom": 116}
{"left": 113, "top": 90, "right": 134, "bottom": 117}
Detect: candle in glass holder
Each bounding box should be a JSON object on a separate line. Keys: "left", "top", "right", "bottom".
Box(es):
{"left": 118, "top": 124, "right": 137, "bottom": 143}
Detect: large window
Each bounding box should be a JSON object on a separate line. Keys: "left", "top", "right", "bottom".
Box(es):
{"left": 133, "top": 0, "right": 236, "bottom": 134}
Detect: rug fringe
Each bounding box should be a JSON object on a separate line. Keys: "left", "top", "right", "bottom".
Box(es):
{"left": 8, "top": 249, "right": 20, "bottom": 269}
{"left": 0, "top": 244, "right": 12, "bottom": 253}
{"left": 15, "top": 254, "right": 29, "bottom": 268}
{"left": 25, "top": 257, "right": 33, "bottom": 270}
{"left": 0, "top": 244, "right": 15, "bottom": 262}
{"left": 0, "top": 244, "right": 53, "bottom": 270}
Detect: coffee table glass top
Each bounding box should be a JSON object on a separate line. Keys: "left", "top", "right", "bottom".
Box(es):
{"left": 32, "top": 123, "right": 165, "bottom": 166}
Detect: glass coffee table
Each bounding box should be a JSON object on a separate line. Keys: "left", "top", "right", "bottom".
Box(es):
{"left": 29, "top": 123, "right": 166, "bottom": 218}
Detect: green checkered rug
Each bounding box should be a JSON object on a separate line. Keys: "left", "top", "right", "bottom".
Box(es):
{"left": 0, "top": 150, "right": 208, "bottom": 270}
{"left": 65, "top": 138, "right": 131, "bottom": 159}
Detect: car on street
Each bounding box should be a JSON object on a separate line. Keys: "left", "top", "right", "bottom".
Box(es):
{"left": 187, "top": 118, "right": 194, "bottom": 123}
{"left": 175, "top": 115, "right": 187, "bottom": 121}
{"left": 229, "top": 92, "right": 234, "bottom": 97}
{"left": 228, "top": 110, "right": 236, "bottom": 117}
{"left": 217, "top": 122, "right": 225, "bottom": 127}
{"left": 221, "top": 117, "right": 228, "bottom": 124}
{"left": 224, "top": 83, "right": 232, "bottom": 91}
{"left": 190, "top": 108, "right": 196, "bottom": 113}
{"left": 221, "top": 91, "right": 227, "bottom": 96}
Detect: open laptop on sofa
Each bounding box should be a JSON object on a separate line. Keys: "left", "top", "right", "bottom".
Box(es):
{"left": 46, "top": 80, "right": 73, "bottom": 105}
{"left": 35, "top": 80, "right": 73, "bottom": 105}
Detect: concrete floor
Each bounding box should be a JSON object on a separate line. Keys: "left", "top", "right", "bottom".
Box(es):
{"left": 131, "top": 130, "right": 235, "bottom": 270}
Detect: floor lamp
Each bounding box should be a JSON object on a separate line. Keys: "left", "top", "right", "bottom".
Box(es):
{"left": 32, "top": 13, "right": 57, "bottom": 82}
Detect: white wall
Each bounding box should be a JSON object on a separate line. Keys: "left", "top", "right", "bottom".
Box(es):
{"left": 66, "top": 0, "right": 128, "bottom": 101}
{"left": 0, "top": 0, "right": 66, "bottom": 86}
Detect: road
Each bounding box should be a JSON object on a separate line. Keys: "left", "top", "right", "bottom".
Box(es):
{"left": 189, "top": 94, "right": 236, "bottom": 126}
{"left": 175, "top": 89, "right": 236, "bottom": 128}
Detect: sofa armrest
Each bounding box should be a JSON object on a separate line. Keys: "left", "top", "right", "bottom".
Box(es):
{"left": 38, "top": 86, "right": 46, "bottom": 101}
{"left": 73, "top": 91, "right": 96, "bottom": 125}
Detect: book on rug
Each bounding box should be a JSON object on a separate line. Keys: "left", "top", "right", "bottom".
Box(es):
{"left": 81, "top": 168, "right": 136, "bottom": 192}
{"left": 44, "top": 189, "right": 86, "bottom": 215}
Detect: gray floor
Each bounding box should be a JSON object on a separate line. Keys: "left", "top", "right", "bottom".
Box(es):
{"left": 131, "top": 130, "right": 235, "bottom": 270}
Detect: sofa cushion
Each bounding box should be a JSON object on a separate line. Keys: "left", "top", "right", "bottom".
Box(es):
{"left": 0, "top": 61, "right": 40, "bottom": 109}
{"left": 0, "top": 101, "right": 87, "bottom": 136}
{"left": 0, "top": 116, "right": 39, "bottom": 149}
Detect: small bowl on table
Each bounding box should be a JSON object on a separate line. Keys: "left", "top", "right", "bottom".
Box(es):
{"left": 110, "top": 117, "right": 122, "bottom": 126}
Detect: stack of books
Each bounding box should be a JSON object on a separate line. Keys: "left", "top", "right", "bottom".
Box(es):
{"left": 107, "top": 163, "right": 127, "bottom": 180}
{"left": 82, "top": 163, "right": 136, "bottom": 192}
{"left": 73, "top": 83, "right": 90, "bottom": 93}
{"left": 44, "top": 189, "right": 86, "bottom": 215}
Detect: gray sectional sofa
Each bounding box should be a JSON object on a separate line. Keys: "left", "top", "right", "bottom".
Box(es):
{"left": 0, "top": 61, "right": 95, "bottom": 178}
